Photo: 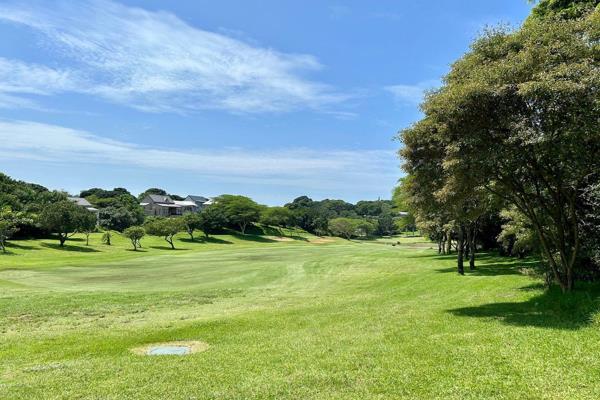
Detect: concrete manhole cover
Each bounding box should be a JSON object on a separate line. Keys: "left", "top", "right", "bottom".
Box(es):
{"left": 131, "top": 340, "right": 209, "bottom": 356}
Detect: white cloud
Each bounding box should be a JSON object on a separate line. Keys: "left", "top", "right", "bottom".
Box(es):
{"left": 0, "top": 0, "right": 346, "bottom": 113}
{"left": 0, "top": 119, "right": 397, "bottom": 191}
{"left": 385, "top": 80, "right": 439, "bottom": 106}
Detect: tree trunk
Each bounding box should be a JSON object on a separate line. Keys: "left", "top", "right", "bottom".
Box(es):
{"left": 166, "top": 236, "right": 175, "bottom": 249}
{"left": 59, "top": 233, "right": 66, "bottom": 247}
{"left": 240, "top": 222, "right": 247, "bottom": 235}
{"left": 86, "top": 233, "right": 90, "bottom": 246}
{"left": 457, "top": 225, "right": 465, "bottom": 275}
{"left": 189, "top": 231, "right": 194, "bottom": 241}
{"left": 468, "top": 224, "right": 476, "bottom": 271}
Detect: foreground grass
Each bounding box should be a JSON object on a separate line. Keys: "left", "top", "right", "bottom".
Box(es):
{"left": 1, "top": 233, "right": 600, "bottom": 399}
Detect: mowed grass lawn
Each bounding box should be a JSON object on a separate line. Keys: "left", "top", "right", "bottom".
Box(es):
{"left": 2, "top": 232, "right": 600, "bottom": 399}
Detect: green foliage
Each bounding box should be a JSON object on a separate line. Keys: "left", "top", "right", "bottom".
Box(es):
{"left": 216, "top": 195, "right": 262, "bottom": 234}
{"left": 122, "top": 226, "right": 145, "bottom": 250}
{"left": 101, "top": 231, "right": 112, "bottom": 246}
{"left": 98, "top": 206, "right": 143, "bottom": 232}
{"left": 328, "top": 217, "right": 366, "bottom": 240}
{"left": 260, "top": 207, "right": 293, "bottom": 232}
{"left": 400, "top": 7, "right": 600, "bottom": 289}
{"left": 197, "top": 205, "right": 227, "bottom": 238}
{"left": 0, "top": 207, "right": 22, "bottom": 253}
{"left": 182, "top": 212, "right": 202, "bottom": 240}
{"left": 530, "top": 0, "right": 599, "bottom": 19}
{"left": 144, "top": 217, "right": 185, "bottom": 249}
{"left": 39, "top": 201, "right": 95, "bottom": 246}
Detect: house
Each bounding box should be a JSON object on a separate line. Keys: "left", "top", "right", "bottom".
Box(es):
{"left": 68, "top": 197, "right": 99, "bottom": 213}
{"left": 184, "top": 195, "right": 212, "bottom": 210}
{"left": 68, "top": 197, "right": 99, "bottom": 224}
{"left": 140, "top": 194, "right": 206, "bottom": 217}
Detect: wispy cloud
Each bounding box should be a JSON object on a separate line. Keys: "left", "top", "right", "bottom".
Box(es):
{"left": 0, "top": 119, "right": 398, "bottom": 191}
{"left": 0, "top": 0, "right": 346, "bottom": 114}
{"left": 385, "top": 80, "right": 440, "bottom": 106}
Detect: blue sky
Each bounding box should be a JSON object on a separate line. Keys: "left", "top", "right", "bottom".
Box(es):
{"left": 0, "top": 0, "right": 532, "bottom": 205}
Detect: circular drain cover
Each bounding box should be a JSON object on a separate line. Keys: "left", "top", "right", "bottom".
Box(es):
{"left": 131, "top": 340, "right": 209, "bottom": 356}
{"left": 147, "top": 345, "right": 190, "bottom": 356}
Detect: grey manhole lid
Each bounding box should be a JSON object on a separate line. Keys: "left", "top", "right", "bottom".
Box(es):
{"left": 147, "top": 345, "right": 190, "bottom": 356}
{"left": 131, "top": 340, "right": 209, "bottom": 356}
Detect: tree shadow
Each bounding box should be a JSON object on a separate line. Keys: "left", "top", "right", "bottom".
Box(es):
{"left": 432, "top": 253, "right": 540, "bottom": 277}
{"left": 447, "top": 284, "right": 600, "bottom": 330}
{"left": 202, "top": 237, "right": 233, "bottom": 244}
{"left": 40, "top": 243, "right": 101, "bottom": 252}
{"left": 125, "top": 249, "right": 147, "bottom": 252}
{"left": 5, "top": 241, "right": 42, "bottom": 251}
{"left": 231, "top": 233, "right": 277, "bottom": 243}
{"left": 149, "top": 246, "right": 188, "bottom": 251}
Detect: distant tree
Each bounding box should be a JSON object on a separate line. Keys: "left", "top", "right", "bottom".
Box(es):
{"left": 328, "top": 218, "right": 357, "bottom": 240}
{"left": 182, "top": 212, "right": 202, "bottom": 241}
{"left": 101, "top": 231, "right": 112, "bottom": 246}
{"left": 123, "top": 226, "right": 145, "bottom": 251}
{"left": 40, "top": 201, "right": 92, "bottom": 246}
{"left": 98, "top": 206, "right": 141, "bottom": 232}
{"left": 260, "top": 207, "right": 293, "bottom": 235}
{"left": 376, "top": 213, "right": 396, "bottom": 236}
{"left": 197, "top": 206, "right": 227, "bottom": 238}
{"left": 217, "top": 195, "right": 262, "bottom": 234}
{"left": 355, "top": 219, "right": 376, "bottom": 238}
{"left": 80, "top": 211, "right": 98, "bottom": 246}
{"left": 137, "top": 188, "right": 168, "bottom": 201}
{"left": 0, "top": 207, "right": 20, "bottom": 253}
{"left": 144, "top": 217, "right": 184, "bottom": 249}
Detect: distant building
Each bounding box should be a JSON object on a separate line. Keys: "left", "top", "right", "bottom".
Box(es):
{"left": 68, "top": 196, "right": 99, "bottom": 224}
{"left": 68, "top": 197, "right": 99, "bottom": 213}
{"left": 140, "top": 194, "right": 211, "bottom": 217}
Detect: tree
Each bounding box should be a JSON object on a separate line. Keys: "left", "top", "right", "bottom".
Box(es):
{"left": 144, "top": 217, "right": 184, "bottom": 249}
{"left": 529, "top": 0, "right": 599, "bottom": 20}
{"left": 101, "top": 231, "right": 112, "bottom": 246}
{"left": 197, "top": 205, "right": 227, "bottom": 238}
{"left": 328, "top": 218, "right": 357, "bottom": 240}
{"left": 0, "top": 207, "right": 20, "bottom": 253}
{"left": 355, "top": 219, "right": 376, "bottom": 238}
{"left": 98, "top": 206, "right": 141, "bottom": 232}
{"left": 182, "top": 212, "right": 202, "bottom": 241}
{"left": 216, "top": 195, "right": 262, "bottom": 234}
{"left": 123, "top": 226, "right": 145, "bottom": 251}
{"left": 80, "top": 211, "right": 97, "bottom": 246}
{"left": 260, "top": 207, "right": 293, "bottom": 235}
{"left": 400, "top": 8, "right": 600, "bottom": 289}
{"left": 40, "top": 201, "right": 93, "bottom": 246}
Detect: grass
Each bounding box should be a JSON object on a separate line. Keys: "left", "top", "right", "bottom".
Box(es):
{"left": 1, "top": 232, "right": 600, "bottom": 399}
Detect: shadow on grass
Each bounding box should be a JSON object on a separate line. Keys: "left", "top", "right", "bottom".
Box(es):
{"left": 447, "top": 284, "right": 600, "bottom": 330}
{"left": 5, "top": 241, "right": 42, "bottom": 250}
{"left": 149, "top": 246, "right": 188, "bottom": 251}
{"left": 41, "top": 243, "right": 101, "bottom": 252}
{"left": 230, "top": 233, "right": 277, "bottom": 243}
{"left": 203, "top": 237, "right": 233, "bottom": 244}
{"left": 125, "top": 249, "right": 148, "bottom": 252}
{"left": 429, "top": 253, "right": 541, "bottom": 277}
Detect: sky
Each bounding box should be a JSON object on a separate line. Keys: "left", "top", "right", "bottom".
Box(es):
{"left": 0, "top": 0, "right": 532, "bottom": 205}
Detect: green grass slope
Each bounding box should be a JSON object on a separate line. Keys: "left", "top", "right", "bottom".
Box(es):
{"left": 1, "top": 234, "right": 600, "bottom": 399}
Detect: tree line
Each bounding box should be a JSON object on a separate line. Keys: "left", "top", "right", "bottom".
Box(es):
{"left": 398, "top": 1, "right": 600, "bottom": 291}
{"left": 0, "top": 172, "right": 412, "bottom": 252}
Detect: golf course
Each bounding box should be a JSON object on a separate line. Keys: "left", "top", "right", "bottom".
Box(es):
{"left": 2, "top": 233, "right": 600, "bottom": 399}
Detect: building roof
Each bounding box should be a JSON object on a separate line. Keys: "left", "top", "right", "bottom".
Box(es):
{"left": 186, "top": 195, "right": 209, "bottom": 203}
{"left": 147, "top": 194, "right": 174, "bottom": 204}
{"left": 68, "top": 197, "right": 92, "bottom": 207}
{"left": 174, "top": 200, "right": 198, "bottom": 207}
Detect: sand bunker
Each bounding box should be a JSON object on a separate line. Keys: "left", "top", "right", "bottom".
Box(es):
{"left": 310, "top": 237, "right": 335, "bottom": 244}
{"left": 265, "top": 236, "right": 294, "bottom": 242}
{"left": 131, "top": 340, "right": 209, "bottom": 356}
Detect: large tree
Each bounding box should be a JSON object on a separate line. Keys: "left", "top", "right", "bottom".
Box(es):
{"left": 144, "top": 217, "right": 184, "bottom": 249}
{"left": 402, "top": 8, "right": 600, "bottom": 289}
{"left": 40, "top": 201, "right": 94, "bottom": 246}
{"left": 216, "top": 195, "right": 262, "bottom": 234}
